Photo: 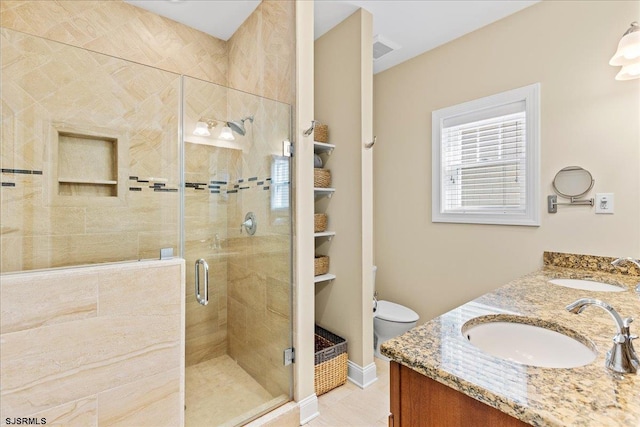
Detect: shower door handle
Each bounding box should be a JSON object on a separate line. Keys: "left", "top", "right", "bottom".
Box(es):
{"left": 195, "top": 259, "right": 209, "bottom": 306}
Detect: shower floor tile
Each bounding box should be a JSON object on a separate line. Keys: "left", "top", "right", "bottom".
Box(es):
{"left": 185, "top": 355, "right": 287, "bottom": 427}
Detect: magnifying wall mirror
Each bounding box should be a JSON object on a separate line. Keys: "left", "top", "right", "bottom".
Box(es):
{"left": 552, "top": 166, "right": 594, "bottom": 198}
{"left": 548, "top": 166, "right": 595, "bottom": 213}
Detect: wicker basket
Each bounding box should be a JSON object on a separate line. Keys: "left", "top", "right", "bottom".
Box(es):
{"left": 314, "top": 325, "right": 348, "bottom": 396}
{"left": 314, "top": 168, "right": 331, "bottom": 188}
{"left": 314, "top": 213, "right": 328, "bottom": 233}
{"left": 314, "top": 255, "right": 329, "bottom": 276}
{"left": 314, "top": 123, "right": 329, "bottom": 143}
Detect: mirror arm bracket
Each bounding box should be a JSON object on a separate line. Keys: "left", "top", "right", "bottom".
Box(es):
{"left": 548, "top": 195, "right": 595, "bottom": 213}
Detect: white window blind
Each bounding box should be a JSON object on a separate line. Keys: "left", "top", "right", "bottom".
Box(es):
{"left": 432, "top": 83, "right": 540, "bottom": 226}
{"left": 442, "top": 109, "right": 526, "bottom": 213}
{"left": 271, "top": 156, "right": 289, "bottom": 211}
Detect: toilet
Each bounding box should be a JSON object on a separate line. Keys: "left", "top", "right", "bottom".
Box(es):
{"left": 373, "top": 266, "right": 419, "bottom": 360}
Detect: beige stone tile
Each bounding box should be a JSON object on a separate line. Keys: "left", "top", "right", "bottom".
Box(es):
{"left": 25, "top": 232, "right": 140, "bottom": 269}
{"left": 97, "top": 368, "right": 181, "bottom": 427}
{"left": 228, "top": 263, "right": 267, "bottom": 310}
{"left": 29, "top": 397, "right": 97, "bottom": 427}
{"left": 0, "top": 235, "right": 24, "bottom": 273}
{"left": 185, "top": 329, "right": 227, "bottom": 367}
{"left": 185, "top": 355, "right": 281, "bottom": 426}
{"left": 267, "top": 276, "right": 291, "bottom": 318}
{"left": 315, "top": 380, "right": 359, "bottom": 406}
{"left": 306, "top": 358, "right": 392, "bottom": 426}
{"left": 98, "top": 262, "right": 182, "bottom": 316}
{"left": 0, "top": 269, "right": 97, "bottom": 334}
{"left": 137, "top": 230, "right": 179, "bottom": 260}
{"left": 246, "top": 402, "right": 299, "bottom": 427}
{"left": 1, "top": 314, "right": 180, "bottom": 415}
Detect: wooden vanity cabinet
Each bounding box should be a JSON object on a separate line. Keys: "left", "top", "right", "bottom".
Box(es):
{"left": 389, "top": 362, "right": 529, "bottom": 427}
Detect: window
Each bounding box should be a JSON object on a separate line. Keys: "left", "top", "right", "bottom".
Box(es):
{"left": 271, "top": 155, "right": 290, "bottom": 211}
{"left": 432, "top": 84, "right": 540, "bottom": 226}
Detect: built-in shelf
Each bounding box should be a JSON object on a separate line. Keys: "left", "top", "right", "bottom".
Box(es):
{"left": 314, "top": 273, "right": 336, "bottom": 283}
{"left": 58, "top": 178, "right": 117, "bottom": 185}
{"left": 314, "top": 187, "right": 335, "bottom": 199}
{"left": 314, "top": 141, "right": 335, "bottom": 153}
{"left": 314, "top": 231, "right": 335, "bottom": 239}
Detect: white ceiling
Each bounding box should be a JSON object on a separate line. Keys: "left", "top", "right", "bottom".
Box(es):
{"left": 124, "top": 0, "right": 261, "bottom": 41}
{"left": 126, "top": 0, "right": 539, "bottom": 74}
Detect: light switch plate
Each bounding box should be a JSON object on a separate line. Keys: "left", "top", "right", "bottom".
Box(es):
{"left": 595, "top": 193, "right": 614, "bottom": 214}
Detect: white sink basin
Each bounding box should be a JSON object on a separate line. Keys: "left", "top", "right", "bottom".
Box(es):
{"left": 549, "top": 278, "right": 625, "bottom": 292}
{"left": 463, "top": 318, "right": 596, "bottom": 368}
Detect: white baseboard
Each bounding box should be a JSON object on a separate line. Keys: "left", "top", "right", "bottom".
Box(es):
{"left": 347, "top": 360, "right": 378, "bottom": 389}
{"left": 298, "top": 393, "right": 319, "bottom": 425}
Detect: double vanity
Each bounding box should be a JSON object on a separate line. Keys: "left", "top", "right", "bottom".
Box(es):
{"left": 382, "top": 252, "right": 640, "bottom": 426}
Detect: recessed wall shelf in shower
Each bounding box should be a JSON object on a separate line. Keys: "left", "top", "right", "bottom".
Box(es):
{"left": 49, "top": 123, "right": 127, "bottom": 205}
{"left": 58, "top": 178, "right": 118, "bottom": 185}
{"left": 314, "top": 273, "right": 336, "bottom": 283}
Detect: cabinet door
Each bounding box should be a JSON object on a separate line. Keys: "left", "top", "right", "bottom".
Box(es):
{"left": 389, "top": 362, "right": 528, "bottom": 427}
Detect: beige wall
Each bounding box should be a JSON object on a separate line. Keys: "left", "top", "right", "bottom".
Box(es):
{"left": 314, "top": 8, "right": 374, "bottom": 369}
{"left": 373, "top": 0, "right": 640, "bottom": 324}
{"left": 0, "top": 259, "right": 185, "bottom": 426}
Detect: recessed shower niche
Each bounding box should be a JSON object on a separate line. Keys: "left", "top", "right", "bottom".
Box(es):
{"left": 49, "top": 124, "right": 127, "bottom": 204}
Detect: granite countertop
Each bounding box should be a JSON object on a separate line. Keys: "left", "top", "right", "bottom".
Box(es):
{"left": 381, "top": 254, "right": 640, "bottom": 426}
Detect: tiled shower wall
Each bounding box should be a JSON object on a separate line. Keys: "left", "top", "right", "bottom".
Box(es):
{"left": 1, "top": 0, "right": 296, "bottom": 272}
{"left": 0, "top": 0, "right": 295, "bottom": 105}
{"left": 0, "top": 28, "right": 181, "bottom": 272}
{"left": 0, "top": 0, "right": 228, "bottom": 85}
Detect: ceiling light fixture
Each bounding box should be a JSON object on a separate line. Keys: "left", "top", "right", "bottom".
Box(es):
{"left": 610, "top": 21, "right": 640, "bottom": 80}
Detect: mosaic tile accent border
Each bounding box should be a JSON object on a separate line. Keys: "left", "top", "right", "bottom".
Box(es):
{"left": 185, "top": 177, "right": 274, "bottom": 195}
{"left": 1, "top": 168, "right": 43, "bottom": 188}
{"left": 128, "top": 177, "right": 178, "bottom": 193}
{"left": 125, "top": 176, "right": 278, "bottom": 194}
{"left": 543, "top": 251, "right": 640, "bottom": 276}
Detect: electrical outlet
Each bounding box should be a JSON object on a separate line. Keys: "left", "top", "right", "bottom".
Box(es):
{"left": 595, "top": 193, "right": 614, "bottom": 214}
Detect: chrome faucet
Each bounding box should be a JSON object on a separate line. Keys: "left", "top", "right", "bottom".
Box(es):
{"left": 566, "top": 298, "right": 638, "bottom": 374}
{"left": 611, "top": 257, "right": 640, "bottom": 295}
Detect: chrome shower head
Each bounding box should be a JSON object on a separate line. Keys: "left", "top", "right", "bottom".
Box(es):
{"left": 226, "top": 115, "right": 254, "bottom": 136}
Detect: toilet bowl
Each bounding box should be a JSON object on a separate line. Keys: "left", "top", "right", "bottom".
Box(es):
{"left": 373, "top": 266, "right": 419, "bottom": 361}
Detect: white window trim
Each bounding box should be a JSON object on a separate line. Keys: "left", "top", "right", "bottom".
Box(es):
{"left": 432, "top": 83, "right": 540, "bottom": 226}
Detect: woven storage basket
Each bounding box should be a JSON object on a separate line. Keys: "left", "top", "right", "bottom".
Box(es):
{"left": 314, "top": 325, "right": 347, "bottom": 396}
{"left": 314, "top": 213, "right": 328, "bottom": 233}
{"left": 314, "top": 168, "right": 331, "bottom": 188}
{"left": 314, "top": 256, "right": 329, "bottom": 276}
{"left": 314, "top": 123, "right": 329, "bottom": 143}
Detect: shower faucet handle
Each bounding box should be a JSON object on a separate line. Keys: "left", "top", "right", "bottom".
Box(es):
{"left": 240, "top": 212, "right": 257, "bottom": 235}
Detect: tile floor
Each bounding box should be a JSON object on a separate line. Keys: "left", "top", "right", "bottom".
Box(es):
{"left": 185, "top": 355, "right": 288, "bottom": 427}
{"left": 306, "top": 358, "right": 390, "bottom": 427}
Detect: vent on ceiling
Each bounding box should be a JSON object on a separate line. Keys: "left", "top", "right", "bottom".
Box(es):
{"left": 373, "top": 35, "right": 401, "bottom": 61}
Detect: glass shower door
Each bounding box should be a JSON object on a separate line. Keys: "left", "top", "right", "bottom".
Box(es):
{"left": 182, "top": 76, "right": 293, "bottom": 426}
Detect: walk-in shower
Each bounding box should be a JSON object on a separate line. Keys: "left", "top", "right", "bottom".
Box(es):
{"left": 182, "top": 76, "right": 293, "bottom": 426}
{"left": 1, "top": 26, "right": 293, "bottom": 427}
